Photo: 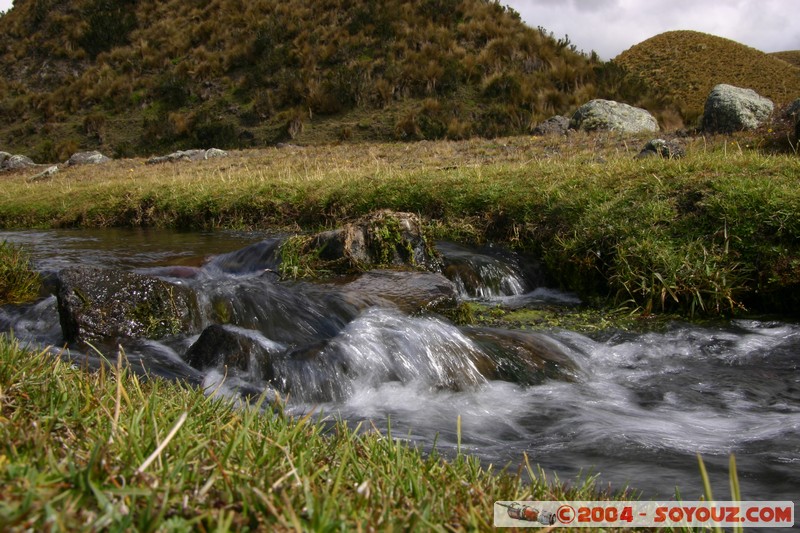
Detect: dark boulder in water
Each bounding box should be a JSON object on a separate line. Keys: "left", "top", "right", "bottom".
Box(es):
{"left": 185, "top": 323, "right": 282, "bottom": 376}
{"left": 54, "top": 267, "right": 200, "bottom": 345}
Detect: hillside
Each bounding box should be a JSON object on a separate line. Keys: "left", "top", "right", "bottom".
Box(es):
{"left": 615, "top": 30, "right": 800, "bottom": 126}
{"left": 0, "top": 0, "right": 610, "bottom": 161}
{"left": 771, "top": 51, "right": 800, "bottom": 68}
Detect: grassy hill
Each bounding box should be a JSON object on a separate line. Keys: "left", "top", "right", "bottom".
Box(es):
{"left": 0, "top": 0, "right": 612, "bottom": 161}
{"left": 615, "top": 30, "right": 800, "bottom": 127}
{"left": 771, "top": 50, "right": 800, "bottom": 68}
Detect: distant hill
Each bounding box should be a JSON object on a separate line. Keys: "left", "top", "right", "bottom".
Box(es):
{"left": 0, "top": 0, "right": 611, "bottom": 161}
{"left": 771, "top": 51, "right": 800, "bottom": 68}
{"left": 615, "top": 31, "right": 800, "bottom": 126}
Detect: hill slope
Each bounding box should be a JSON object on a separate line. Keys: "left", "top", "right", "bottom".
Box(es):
{"left": 771, "top": 51, "right": 800, "bottom": 68}
{"left": 0, "top": 0, "right": 605, "bottom": 161}
{"left": 615, "top": 30, "right": 800, "bottom": 126}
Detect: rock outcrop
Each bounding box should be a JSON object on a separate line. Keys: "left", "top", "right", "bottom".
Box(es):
{"left": 1, "top": 154, "right": 36, "bottom": 171}
{"left": 635, "top": 138, "right": 685, "bottom": 160}
{"left": 570, "top": 99, "right": 659, "bottom": 133}
{"left": 146, "top": 148, "right": 228, "bottom": 165}
{"left": 67, "top": 151, "right": 112, "bottom": 166}
{"left": 303, "top": 210, "right": 441, "bottom": 273}
{"left": 27, "top": 165, "right": 59, "bottom": 182}
{"left": 702, "top": 84, "right": 774, "bottom": 133}
{"left": 531, "top": 115, "right": 570, "bottom": 136}
{"left": 54, "top": 267, "right": 199, "bottom": 345}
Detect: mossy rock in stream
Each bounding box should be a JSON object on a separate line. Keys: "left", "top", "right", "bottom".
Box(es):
{"left": 280, "top": 210, "right": 442, "bottom": 278}
{"left": 54, "top": 267, "right": 200, "bottom": 345}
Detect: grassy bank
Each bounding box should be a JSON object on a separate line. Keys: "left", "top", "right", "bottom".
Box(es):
{"left": 1, "top": 133, "right": 799, "bottom": 315}
{"left": 0, "top": 335, "right": 628, "bottom": 531}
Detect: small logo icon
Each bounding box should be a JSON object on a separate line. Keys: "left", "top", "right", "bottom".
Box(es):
{"left": 496, "top": 502, "right": 557, "bottom": 525}
{"left": 557, "top": 504, "right": 576, "bottom": 524}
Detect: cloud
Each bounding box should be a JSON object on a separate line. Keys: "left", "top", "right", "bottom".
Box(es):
{"left": 505, "top": 0, "right": 800, "bottom": 59}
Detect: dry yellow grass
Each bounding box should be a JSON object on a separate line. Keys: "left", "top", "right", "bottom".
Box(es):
{"left": 615, "top": 31, "right": 800, "bottom": 125}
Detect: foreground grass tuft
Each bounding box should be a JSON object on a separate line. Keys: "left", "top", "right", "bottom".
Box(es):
{"left": 0, "top": 335, "right": 632, "bottom": 531}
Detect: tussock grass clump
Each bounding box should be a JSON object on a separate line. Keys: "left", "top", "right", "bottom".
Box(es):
{"left": 0, "top": 336, "right": 624, "bottom": 530}
{"left": 0, "top": 240, "right": 40, "bottom": 306}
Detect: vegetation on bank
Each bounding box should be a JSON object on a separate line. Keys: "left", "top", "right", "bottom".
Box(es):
{"left": 1, "top": 134, "right": 798, "bottom": 317}
{"left": 0, "top": 240, "right": 41, "bottom": 306}
{"left": 0, "top": 335, "right": 631, "bottom": 531}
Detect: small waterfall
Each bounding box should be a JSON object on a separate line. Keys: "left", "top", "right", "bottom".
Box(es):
{"left": 271, "top": 308, "right": 490, "bottom": 403}
{"left": 438, "top": 242, "right": 539, "bottom": 299}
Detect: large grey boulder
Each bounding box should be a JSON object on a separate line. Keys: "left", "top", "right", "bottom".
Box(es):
{"left": 702, "top": 84, "right": 774, "bottom": 133}
{"left": 54, "top": 267, "right": 200, "bottom": 345}
{"left": 68, "top": 151, "right": 112, "bottom": 166}
{"left": 1, "top": 154, "right": 36, "bottom": 171}
{"left": 570, "top": 99, "right": 659, "bottom": 133}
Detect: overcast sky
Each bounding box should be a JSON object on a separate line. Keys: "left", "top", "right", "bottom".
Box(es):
{"left": 504, "top": 0, "right": 799, "bottom": 60}
{"left": 1, "top": 0, "right": 797, "bottom": 60}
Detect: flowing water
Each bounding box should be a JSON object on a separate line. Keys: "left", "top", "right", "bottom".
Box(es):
{"left": 1, "top": 229, "right": 798, "bottom": 506}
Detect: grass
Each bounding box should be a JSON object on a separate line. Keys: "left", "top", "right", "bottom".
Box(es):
{"left": 1, "top": 133, "right": 798, "bottom": 316}
{"left": 616, "top": 30, "right": 800, "bottom": 125}
{"left": 0, "top": 240, "right": 41, "bottom": 306}
{"left": 0, "top": 334, "right": 635, "bottom": 531}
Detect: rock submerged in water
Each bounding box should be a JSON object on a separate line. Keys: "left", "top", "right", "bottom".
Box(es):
{"left": 185, "top": 323, "right": 282, "bottom": 374}
{"left": 54, "top": 267, "right": 199, "bottom": 345}
{"left": 702, "top": 84, "right": 774, "bottom": 133}
{"left": 570, "top": 99, "right": 659, "bottom": 133}
{"left": 342, "top": 269, "right": 458, "bottom": 314}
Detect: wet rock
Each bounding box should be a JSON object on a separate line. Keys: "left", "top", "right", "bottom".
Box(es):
{"left": 570, "top": 99, "right": 659, "bottom": 133}
{"left": 67, "top": 151, "right": 112, "bottom": 166}
{"left": 203, "top": 239, "right": 282, "bottom": 274}
{"left": 185, "top": 324, "right": 281, "bottom": 374}
{"left": 464, "top": 327, "right": 579, "bottom": 384}
{"left": 702, "top": 84, "right": 774, "bottom": 133}
{"left": 54, "top": 267, "right": 200, "bottom": 345}
{"left": 342, "top": 270, "right": 458, "bottom": 313}
{"left": 531, "top": 115, "right": 570, "bottom": 136}
{"left": 27, "top": 165, "right": 59, "bottom": 182}
{"left": 146, "top": 148, "right": 228, "bottom": 165}
{"left": 635, "top": 138, "right": 685, "bottom": 160}
{"left": 307, "top": 210, "right": 441, "bottom": 272}
{"left": 1, "top": 154, "right": 36, "bottom": 171}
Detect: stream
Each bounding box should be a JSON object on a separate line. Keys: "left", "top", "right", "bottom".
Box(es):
{"left": 1, "top": 228, "right": 798, "bottom": 506}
